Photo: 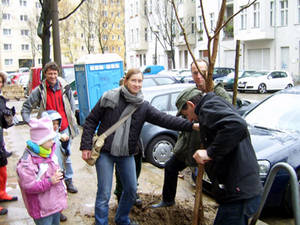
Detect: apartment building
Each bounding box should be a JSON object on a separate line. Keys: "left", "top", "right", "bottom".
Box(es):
{"left": 0, "top": 0, "right": 42, "bottom": 72}
{"left": 125, "top": 0, "right": 300, "bottom": 80}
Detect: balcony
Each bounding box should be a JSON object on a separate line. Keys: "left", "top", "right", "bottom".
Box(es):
{"left": 235, "top": 27, "right": 274, "bottom": 41}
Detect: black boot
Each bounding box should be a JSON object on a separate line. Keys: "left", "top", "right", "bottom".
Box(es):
{"left": 151, "top": 200, "right": 175, "bottom": 208}
{"left": 65, "top": 178, "right": 78, "bottom": 193}
{"left": 60, "top": 213, "right": 67, "bottom": 222}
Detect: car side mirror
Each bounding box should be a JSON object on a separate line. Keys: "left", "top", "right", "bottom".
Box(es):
{"left": 267, "top": 75, "right": 272, "bottom": 79}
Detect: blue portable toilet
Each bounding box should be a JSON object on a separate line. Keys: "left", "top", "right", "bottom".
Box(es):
{"left": 74, "top": 53, "right": 124, "bottom": 125}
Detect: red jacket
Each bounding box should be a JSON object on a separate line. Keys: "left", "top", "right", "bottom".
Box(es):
{"left": 45, "top": 81, "right": 69, "bottom": 131}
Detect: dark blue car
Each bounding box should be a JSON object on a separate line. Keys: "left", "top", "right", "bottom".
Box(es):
{"left": 200, "top": 85, "right": 300, "bottom": 215}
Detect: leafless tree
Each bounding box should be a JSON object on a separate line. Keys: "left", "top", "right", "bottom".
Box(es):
{"left": 145, "top": 0, "right": 177, "bottom": 68}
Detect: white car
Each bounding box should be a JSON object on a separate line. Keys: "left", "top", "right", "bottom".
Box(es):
{"left": 238, "top": 70, "right": 294, "bottom": 94}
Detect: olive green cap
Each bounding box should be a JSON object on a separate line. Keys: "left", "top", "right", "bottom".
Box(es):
{"left": 176, "top": 87, "right": 202, "bottom": 116}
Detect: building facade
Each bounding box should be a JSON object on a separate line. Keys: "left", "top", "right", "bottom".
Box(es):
{"left": 0, "top": 0, "right": 42, "bottom": 72}
{"left": 125, "top": 0, "right": 300, "bottom": 81}
{"left": 0, "top": 0, "right": 126, "bottom": 72}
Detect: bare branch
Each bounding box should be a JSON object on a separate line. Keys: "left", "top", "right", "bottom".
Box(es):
{"left": 59, "top": 0, "right": 86, "bottom": 21}
{"left": 199, "top": 0, "right": 210, "bottom": 40}
{"left": 212, "top": 0, "right": 257, "bottom": 39}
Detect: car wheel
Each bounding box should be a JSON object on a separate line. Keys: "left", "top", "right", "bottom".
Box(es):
{"left": 146, "top": 135, "right": 175, "bottom": 168}
{"left": 257, "top": 83, "right": 267, "bottom": 94}
{"left": 285, "top": 84, "right": 293, "bottom": 89}
{"left": 282, "top": 169, "right": 300, "bottom": 217}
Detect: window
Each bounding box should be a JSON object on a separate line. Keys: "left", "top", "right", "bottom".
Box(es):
{"left": 38, "top": 58, "right": 42, "bottom": 64}
{"left": 3, "top": 13, "right": 11, "bottom": 20}
{"left": 298, "top": 0, "right": 300, "bottom": 23}
{"left": 144, "top": 0, "right": 147, "bottom": 15}
{"left": 4, "top": 44, "right": 12, "bottom": 50}
{"left": 20, "top": 15, "right": 28, "bottom": 21}
{"left": 112, "top": 46, "right": 115, "bottom": 52}
{"left": 117, "top": 12, "right": 120, "bottom": 17}
{"left": 191, "top": 17, "right": 195, "bottom": 34}
{"left": 131, "top": 29, "right": 134, "bottom": 43}
{"left": 118, "top": 47, "right": 121, "bottom": 52}
{"left": 210, "top": 13, "right": 215, "bottom": 31}
{"left": 19, "top": 0, "right": 27, "bottom": 6}
{"left": 240, "top": 7, "right": 247, "bottom": 29}
{"left": 136, "top": 28, "right": 139, "bottom": 42}
{"left": 4, "top": 59, "right": 13, "bottom": 65}
{"left": 118, "top": 35, "right": 120, "bottom": 40}
{"left": 253, "top": 2, "right": 260, "bottom": 28}
{"left": 103, "top": 35, "right": 108, "bottom": 40}
{"left": 2, "top": 0, "right": 9, "bottom": 6}
{"left": 111, "top": 12, "right": 114, "bottom": 17}
{"left": 130, "top": 4, "right": 134, "bottom": 17}
{"left": 111, "top": 35, "right": 115, "bottom": 40}
{"left": 21, "top": 29, "right": 29, "bottom": 36}
{"left": 3, "top": 29, "right": 11, "bottom": 35}
{"left": 270, "top": 1, "right": 274, "bottom": 26}
{"left": 81, "top": 33, "right": 84, "bottom": 38}
{"left": 38, "top": 44, "right": 42, "bottom": 50}
{"left": 21, "top": 44, "right": 29, "bottom": 50}
{"left": 145, "top": 28, "right": 148, "bottom": 41}
{"left": 102, "top": 0, "right": 107, "bottom": 4}
{"left": 135, "top": 1, "right": 139, "bottom": 15}
{"left": 198, "top": 15, "right": 203, "bottom": 31}
{"left": 102, "top": 22, "right": 108, "bottom": 28}
{"left": 151, "top": 94, "right": 169, "bottom": 111}
{"left": 102, "top": 11, "right": 107, "bottom": 17}
{"left": 280, "top": 0, "right": 288, "bottom": 26}
{"left": 35, "top": 2, "right": 41, "bottom": 8}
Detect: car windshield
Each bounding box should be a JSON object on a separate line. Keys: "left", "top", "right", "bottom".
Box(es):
{"left": 241, "top": 71, "right": 267, "bottom": 78}
{"left": 245, "top": 93, "right": 300, "bottom": 133}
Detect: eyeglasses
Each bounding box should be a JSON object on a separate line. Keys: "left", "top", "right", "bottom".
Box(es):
{"left": 192, "top": 70, "right": 207, "bottom": 76}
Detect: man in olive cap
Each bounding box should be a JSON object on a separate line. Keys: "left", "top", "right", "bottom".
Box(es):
{"left": 175, "top": 91, "right": 262, "bottom": 225}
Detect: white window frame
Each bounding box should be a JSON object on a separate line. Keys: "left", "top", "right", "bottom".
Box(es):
{"left": 3, "top": 13, "right": 11, "bottom": 20}
{"left": 3, "top": 28, "right": 11, "bottom": 35}
{"left": 270, "top": 1, "right": 274, "bottom": 26}
{"left": 240, "top": 7, "right": 247, "bottom": 29}
{"left": 21, "top": 44, "right": 29, "bottom": 51}
{"left": 19, "top": 0, "right": 27, "bottom": 6}
{"left": 210, "top": 13, "right": 215, "bottom": 32}
{"left": 280, "top": 0, "right": 288, "bottom": 26}
{"left": 4, "top": 59, "right": 13, "bottom": 65}
{"left": 253, "top": 2, "right": 260, "bottom": 28}
{"left": 4, "top": 44, "right": 12, "bottom": 50}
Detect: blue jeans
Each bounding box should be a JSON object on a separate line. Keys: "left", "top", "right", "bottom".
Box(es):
{"left": 214, "top": 195, "right": 262, "bottom": 225}
{"left": 33, "top": 212, "right": 60, "bottom": 225}
{"left": 95, "top": 152, "right": 137, "bottom": 225}
{"left": 60, "top": 128, "right": 73, "bottom": 180}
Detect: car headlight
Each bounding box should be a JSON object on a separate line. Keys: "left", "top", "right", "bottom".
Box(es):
{"left": 257, "top": 160, "right": 271, "bottom": 178}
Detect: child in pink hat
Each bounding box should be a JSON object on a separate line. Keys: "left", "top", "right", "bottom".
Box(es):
{"left": 16, "top": 116, "right": 67, "bottom": 225}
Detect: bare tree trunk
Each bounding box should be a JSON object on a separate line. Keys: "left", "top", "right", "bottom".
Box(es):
{"left": 232, "top": 40, "right": 240, "bottom": 106}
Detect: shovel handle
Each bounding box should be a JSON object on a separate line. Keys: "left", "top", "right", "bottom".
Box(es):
{"left": 192, "top": 164, "right": 205, "bottom": 225}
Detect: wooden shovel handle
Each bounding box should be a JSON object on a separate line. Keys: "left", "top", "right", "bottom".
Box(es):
{"left": 192, "top": 164, "right": 205, "bottom": 225}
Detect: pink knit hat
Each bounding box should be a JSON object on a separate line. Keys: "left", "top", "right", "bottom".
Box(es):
{"left": 29, "top": 117, "right": 57, "bottom": 145}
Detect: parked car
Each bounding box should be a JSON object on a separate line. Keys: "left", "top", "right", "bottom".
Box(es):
{"left": 214, "top": 70, "right": 256, "bottom": 91}
{"left": 17, "top": 73, "right": 30, "bottom": 93}
{"left": 213, "top": 67, "right": 235, "bottom": 80}
{"left": 9, "top": 72, "right": 23, "bottom": 84}
{"left": 238, "top": 70, "right": 294, "bottom": 94}
{"left": 140, "top": 83, "right": 194, "bottom": 167}
{"left": 142, "top": 65, "right": 165, "bottom": 75}
{"left": 199, "top": 86, "right": 300, "bottom": 215}
{"left": 140, "top": 83, "right": 254, "bottom": 168}
{"left": 143, "top": 74, "right": 181, "bottom": 88}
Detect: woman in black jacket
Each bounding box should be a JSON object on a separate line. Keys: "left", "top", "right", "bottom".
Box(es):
{"left": 0, "top": 72, "right": 18, "bottom": 215}
{"left": 80, "top": 68, "right": 198, "bottom": 225}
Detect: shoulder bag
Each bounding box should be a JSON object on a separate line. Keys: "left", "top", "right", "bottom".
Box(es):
{"left": 85, "top": 106, "right": 137, "bottom": 166}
